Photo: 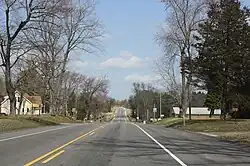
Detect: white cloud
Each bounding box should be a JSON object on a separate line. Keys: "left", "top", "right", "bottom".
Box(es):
{"left": 125, "top": 74, "right": 161, "bottom": 83}
{"left": 100, "top": 51, "right": 143, "bottom": 68}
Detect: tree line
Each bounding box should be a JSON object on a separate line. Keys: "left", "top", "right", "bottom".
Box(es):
{"left": 0, "top": 0, "right": 115, "bottom": 119}
{"left": 128, "top": 82, "right": 174, "bottom": 121}
{"left": 128, "top": 82, "right": 206, "bottom": 121}
{"left": 156, "top": 0, "right": 250, "bottom": 121}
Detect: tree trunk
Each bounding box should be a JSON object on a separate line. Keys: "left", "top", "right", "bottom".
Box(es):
{"left": 4, "top": 62, "right": 16, "bottom": 115}
{"left": 188, "top": 99, "right": 191, "bottom": 120}
{"left": 85, "top": 100, "right": 91, "bottom": 120}
{"left": 188, "top": 80, "right": 192, "bottom": 120}
{"left": 181, "top": 54, "right": 186, "bottom": 126}
{"left": 49, "top": 88, "right": 56, "bottom": 115}
{"left": 146, "top": 109, "right": 149, "bottom": 122}
{"left": 65, "top": 101, "right": 68, "bottom": 116}
{"left": 209, "top": 109, "right": 214, "bottom": 118}
{"left": 9, "top": 97, "right": 16, "bottom": 116}
{"left": 17, "top": 93, "right": 23, "bottom": 115}
{"left": 54, "top": 53, "right": 69, "bottom": 112}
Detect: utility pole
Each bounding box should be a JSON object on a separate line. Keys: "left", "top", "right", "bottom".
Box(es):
{"left": 136, "top": 107, "right": 139, "bottom": 122}
{"left": 146, "top": 109, "right": 149, "bottom": 122}
{"left": 153, "top": 103, "right": 156, "bottom": 121}
{"left": 160, "top": 91, "right": 162, "bottom": 118}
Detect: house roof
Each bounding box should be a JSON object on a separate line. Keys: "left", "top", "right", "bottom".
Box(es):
{"left": 26, "top": 96, "right": 42, "bottom": 105}
{"left": 1, "top": 91, "right": 42, "bottom": 106}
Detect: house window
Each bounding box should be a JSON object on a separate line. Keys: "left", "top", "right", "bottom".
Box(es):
{"left": 22, "top": 108, "right": 24, "bottom": 113}
{"left": 27, "top": 108, "right": 29, "bottom": 112}
{"left": 17, "top": 97, "right": 21, "bottom": 102}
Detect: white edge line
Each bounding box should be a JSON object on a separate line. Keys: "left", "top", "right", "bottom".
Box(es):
{"left": 133, "top": 123, "right": 187, "bottom": 166}
{"left": 89, "top": 132, "right": 95, "bottom": 136}
{"left": 0, "top": 125, "right": 75, "bottom": 142}
{"left": 198, "top": 132, "right": 218, "bottom": 137}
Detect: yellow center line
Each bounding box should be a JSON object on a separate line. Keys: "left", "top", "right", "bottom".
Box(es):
{"left": 24, "top": 125, "right": 104, "bottom": 166}
{"left": 42, "top": 150, "right": 65, "bottom": 164}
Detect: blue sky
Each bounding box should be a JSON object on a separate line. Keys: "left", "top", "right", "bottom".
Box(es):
{"left": 69, "top": 0, "right": 166, "bottom": 100}
{"left": 68, "top": 0, "right": 250, "bottom": 100}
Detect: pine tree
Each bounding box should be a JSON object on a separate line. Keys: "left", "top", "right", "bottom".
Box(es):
{"left": 194, "top": 0, "right": 250, "bottom": 118}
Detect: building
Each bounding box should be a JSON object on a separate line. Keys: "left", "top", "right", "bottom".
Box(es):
{"left": 172, "top": 107, "right": 221, "bottom": 119}
{"left": 0, "top": 91, "right": 43, "bottom": 115}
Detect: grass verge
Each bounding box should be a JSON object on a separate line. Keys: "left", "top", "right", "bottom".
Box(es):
{"left": 168, "top": 118, "right": 250, "bottom": 146}
{"left": 154, "top": 118, "right": 183, "bottom": 127}
{"left": 175, "top": 119, "right": 250, "bottom": 132}
{"left": 219, "top": 132, "right": 250, "bottom": 145}
{"left": 0, "top": 115, "right": 80, "bottom": 133}
{"left": 0, "top": 118, "right": 46, "bottom": 132}
{"left": 27, "top": 115, "right": 78, "bottom": 124}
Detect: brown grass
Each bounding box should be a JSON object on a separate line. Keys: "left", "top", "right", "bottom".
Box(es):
{"left": 0, "top": 115, "right": 80, "bottom": 132}
{"left": 175, "top": 119, "right": 250, "bottom": 132}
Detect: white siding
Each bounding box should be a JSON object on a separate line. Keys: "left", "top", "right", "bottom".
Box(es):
{"left": 0, "top": 92, "right": 34, "bottom": 115}
{"left": 173, "top": 107, "right": 221, "bottom": 115}
{"left": 1, "top": 96, "right": 11, "bottom": 115}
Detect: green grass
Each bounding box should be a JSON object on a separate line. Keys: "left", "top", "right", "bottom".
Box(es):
{"left": 154, "top": 118, "right": 183, "bottom": 127}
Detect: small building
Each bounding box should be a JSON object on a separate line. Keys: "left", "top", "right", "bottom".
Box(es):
{"left": 173, "top": 107, "right": 221, "bottom": 119}
{"left": 0, "top": 91, "right": 43, "bottom": 115}
{"left": 24, "top": 94, "right": 43, "bottom": 115}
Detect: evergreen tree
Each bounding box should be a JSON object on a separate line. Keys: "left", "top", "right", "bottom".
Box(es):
{"left": 194, "top": 0, "right": 250, "bottom": 118}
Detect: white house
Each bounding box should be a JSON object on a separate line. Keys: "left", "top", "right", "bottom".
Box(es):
{"left": 0, "top": 91, "right": 43, "bottom": 115}
{"left": 173, "top": 107, "right": 221, "bottom": 116}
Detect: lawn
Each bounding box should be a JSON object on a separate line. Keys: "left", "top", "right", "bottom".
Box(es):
{"left": 219, "top": 132, "right": 250, "bottom": 145}
{"left": 0, "top": 118, "right": 50, "bottom": 132}
{"left": 175, "top": 119, "right": 250, "bottom": 132}
{"left": 170, "top": 118, "right": 250, "bottom": 146}
{"left": 155, "top": 118, "right": 250, "bottom": 145}
{"left": 0, "top": 115, "right": 81, "bottom": 132}
{"left": 28, "top": 115, "right": 78, "bottom": 124}
{"left": 154, "top": 118, "right": 183, "bottom": 127}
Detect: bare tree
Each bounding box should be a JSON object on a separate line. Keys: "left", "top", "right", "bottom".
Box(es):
{"left": 24, "top": 15, "right": 66, "bottom": 114}
{"left": 0, "top": 0, "right": 64, "bottom": 115}
{"left": 80, "top": 75, "right": 109, "bottom": 120}
{"left": 155, "top": 55, "right": 182, "bottom": 109}
{"left": 23, "top": 0, "right": 104, "bottom": 114}
{"left": 90, "top": 89, "right": 109, "bottom": 120}
{"left": 60, "top": 71, "right": 82, "bottom": 115}
{"left": 53, "top": 0, "right": 104, "bottom": 110}
{"left": 157, "top": 0, "right": 207, "bottom": 125}
{"left": 132, "top": 82, "right": 156, "bottom": 121}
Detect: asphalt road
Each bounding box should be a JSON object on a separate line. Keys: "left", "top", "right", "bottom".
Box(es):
{"left": 0, "top": 108, "right": 250, "bottom": 166}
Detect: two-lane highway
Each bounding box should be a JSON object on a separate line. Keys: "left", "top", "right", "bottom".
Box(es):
{"left": 43, "top": 108, "right": 181, "bottom": 166}
{"left": 111, "top": 108, "right": 128, "bottom": 123}
{"left": 0, "top": 107, "right": 250, "bottom": 165}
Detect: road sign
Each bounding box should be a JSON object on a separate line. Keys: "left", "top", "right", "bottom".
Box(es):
{"left": 153, "top": 108, "right": 157, "bottom": 113}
